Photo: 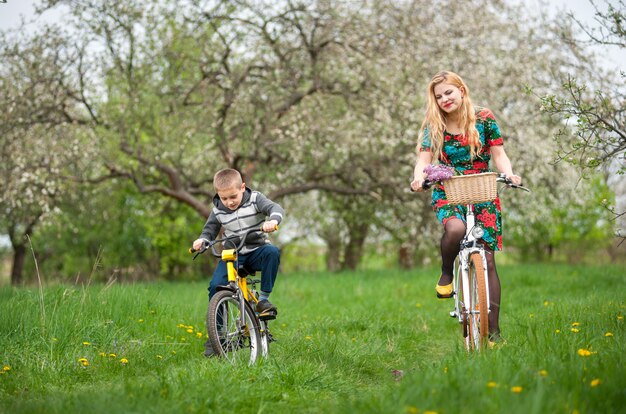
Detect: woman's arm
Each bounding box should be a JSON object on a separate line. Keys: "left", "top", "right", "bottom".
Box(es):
{"left": 411, "top": 151, "right": 433, "bottom": 191}
{"left": 491, "top": 146, "right": 522, "bottom": 185}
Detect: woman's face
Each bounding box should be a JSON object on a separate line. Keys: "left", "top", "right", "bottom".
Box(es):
{"left": 433, "top": 82, "right": 464, "bottom": 114}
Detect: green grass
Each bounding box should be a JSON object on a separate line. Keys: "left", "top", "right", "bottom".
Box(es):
{"left": 0, "top": 264, "right": 624, "bottom": 413}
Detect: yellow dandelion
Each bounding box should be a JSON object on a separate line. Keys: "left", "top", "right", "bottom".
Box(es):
{"left": 82, "top": 341, "right": 91, "bottom": 346}
{"left": 186, "top": 328, "right": 193, "bottom": 334}
{"left": 424, "top": 411, "right": 438, "bottom": 414}
{"left": 511, "top": 386, "right": 523, "bottom": 393}
{"left": 405, "top": 406, "right": 418, "bottom": 414}
{"left": 156, "top": 355, "right": 163, "bottom": 359}
{"left": 109, "top": 353, "right": 117, "bottom": 358}
{"left": 2, "top": 366, "right": 11, "bottom": 372}
{"left": 590, "top": 378, "right": 601, "bottom": 387}
{"left": 196, "top": 332, "right": 203, "bottom": 338}
{"left": 539, "top": 370, "right": 548, "bottom": 377}
{"left": 577, "top": 348, "right": 593, "bottom": 357}
{"left": 571, "top": 328, "right": 580, "bottom": 333}
{"left": 120, "top": 358, "right": 129, "bottom": 364}
{"left": 543, "top": 300, "right": 550, "bottom": 306}
{"left": 138, "top": 319, "right": 144, "bottom": 323}
{"left": 443, "top": 367, "right": 448, "bottom": 373}
{"left": 78, "top": 358, "right": 89, "bottom": 367}
{"left": 180, "top": 337, "right": 187, "bottom": 342}
{"left": 572, "top": 322, "right": 580, "bottom": 327}
{"left": 617, "top": 315, "right": 623, "bottom": 321}
{"left": 555, "top": 329, "right": 561, "bottom": 333}
{"left": 487, "top": 381, "right": 498, "bottom": 388}
{"left": 165, "top": 335, "right": 174, "bottom": 340}
{"left": 98, "top": 352, "right": 106, "bottom": 357}
{"left": 605, "top": 332, "right": 613, "bottom": 337}
{"left": 177, "top": 323, "right": 186, "bottom": 328}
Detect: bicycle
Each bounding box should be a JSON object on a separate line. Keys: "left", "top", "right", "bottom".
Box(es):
{"left": 421, "top": 170, "right": 529, "bottom": 351}
{"left": 190, "top": 228, "right": 275, "bottom": 364}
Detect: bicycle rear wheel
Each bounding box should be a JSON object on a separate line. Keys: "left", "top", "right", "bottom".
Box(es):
{"left": 467, "top": 252, "right": 489, "bottom": 350}
{"left": 207, "top": 290, "right": 262, "bottom": 364}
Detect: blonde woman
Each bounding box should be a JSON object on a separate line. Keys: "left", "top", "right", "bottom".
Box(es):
{"left": 410, "top": 71, "right": 522, "bottom": 344}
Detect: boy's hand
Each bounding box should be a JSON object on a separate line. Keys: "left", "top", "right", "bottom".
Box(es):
{"left": 261, "top": 220, "right": 279, "bottom": 233}
{"left": 192, "top": 239, "right": 206, "bottom": 251}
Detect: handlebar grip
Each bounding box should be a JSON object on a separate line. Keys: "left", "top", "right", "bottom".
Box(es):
{"left": 409, "top": 180, "right": 433, "bottom": 192}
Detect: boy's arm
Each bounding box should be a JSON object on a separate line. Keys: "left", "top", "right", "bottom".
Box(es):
{"left": 255, "top": 192, "right": 284, "bottom": 225}
{"left": 198, "top": 211, "right": 221, "bottom": 242}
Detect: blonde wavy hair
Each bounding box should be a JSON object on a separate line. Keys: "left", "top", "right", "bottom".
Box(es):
{"left": 417, "top": 71, "right": 481, "bottom": 162}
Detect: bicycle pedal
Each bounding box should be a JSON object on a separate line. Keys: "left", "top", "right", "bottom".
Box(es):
{"left": 258, "top": 310, "right": 277, "bottom": 321}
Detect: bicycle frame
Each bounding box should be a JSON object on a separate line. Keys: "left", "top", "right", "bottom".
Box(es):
{"left": 450, "top": 204, "right": 491, "bottom": 347}
{"left": 221, "top": 248, "right": 261, "bottom": 318}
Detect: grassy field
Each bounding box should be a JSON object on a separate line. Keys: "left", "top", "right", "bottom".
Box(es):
{"left": 0, "top": 263, "right": 624, "bottom": 413}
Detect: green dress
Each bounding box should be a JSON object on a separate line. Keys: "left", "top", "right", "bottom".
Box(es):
{"left": 420, "top": 107, "right": 504, "bottom": 251}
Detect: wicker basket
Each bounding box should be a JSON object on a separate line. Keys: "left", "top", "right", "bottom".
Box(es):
{"left": 444, "top": 172, "right": 497, "bottom": 205}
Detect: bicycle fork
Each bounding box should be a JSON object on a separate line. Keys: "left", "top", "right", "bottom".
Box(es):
{"left": 450, "top": 206, "right": 491, "bottom": 324}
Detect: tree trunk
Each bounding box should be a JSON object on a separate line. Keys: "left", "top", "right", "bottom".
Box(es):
{"left": 11, "top": 244, "right": 26, "bottom": 285}
{"left": 323, "top": 233, "right": 342, "bottom": 272}
{"left": 343, "top": 222, "right": 369, "bottom": 271}
{"left": 398, "top": 244, "right": 415, "bottom": 269}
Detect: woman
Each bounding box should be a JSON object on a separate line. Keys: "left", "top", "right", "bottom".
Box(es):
{"left": 410, "top": 71, "right": 522, "bottom": 344}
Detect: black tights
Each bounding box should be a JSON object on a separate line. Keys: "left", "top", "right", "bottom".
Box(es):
{"left": 439, "top": 218, "right": 501, "bottom": 335}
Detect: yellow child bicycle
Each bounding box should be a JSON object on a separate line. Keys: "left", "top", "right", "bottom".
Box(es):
{"left": 190, "top": 228, "right": 274, "bottom": 364}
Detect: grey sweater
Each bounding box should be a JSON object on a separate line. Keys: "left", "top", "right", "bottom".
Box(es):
{"left": 199, "top": 188, "right": 284, "bottom": 254}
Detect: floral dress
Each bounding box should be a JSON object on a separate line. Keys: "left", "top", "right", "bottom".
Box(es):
{"left": 420, "top": 108, "right": 504, "bottom": 251}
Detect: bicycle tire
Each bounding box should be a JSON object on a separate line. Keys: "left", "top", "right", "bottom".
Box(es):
{"left": 468, "top": 252, "right": 489, "bottom": 350}
{"left": 206, "top": 290, "right": 262, "bottom": 364}
{"left": 259, "top": 320, "right": 270, "bottom": 358}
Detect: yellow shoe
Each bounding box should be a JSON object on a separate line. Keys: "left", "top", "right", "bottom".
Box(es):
{"left": 435, "top": 282, "right": 453, "bottom": 299}
{"left": 488, "top": 333, "right": 507, "bottom": 349}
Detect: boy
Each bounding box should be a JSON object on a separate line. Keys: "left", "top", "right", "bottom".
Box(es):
{"left": 192, "top": 168, "right": 283, "bottom": 357}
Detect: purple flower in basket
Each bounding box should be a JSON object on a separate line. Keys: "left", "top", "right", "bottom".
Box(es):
{"left": 424, "top": 164, "right": 454, "bottom": 182}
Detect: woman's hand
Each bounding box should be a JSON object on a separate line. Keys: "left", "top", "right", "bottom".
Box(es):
{"left": 507, "top": 174, "right": 522, "bottom": 185}
{"left": 410, "top": 177, "right": 425, "bottom": 192}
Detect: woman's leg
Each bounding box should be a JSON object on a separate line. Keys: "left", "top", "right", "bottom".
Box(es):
{"left": 483, "top": 246, "right": 501, "bottom": 336}
{"left": 438, "top": 218, "right": 466, "bottom": 285}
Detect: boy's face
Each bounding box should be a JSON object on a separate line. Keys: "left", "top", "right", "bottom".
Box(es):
{"left": 217, "top": 183, "right": 246, "bottom": 210}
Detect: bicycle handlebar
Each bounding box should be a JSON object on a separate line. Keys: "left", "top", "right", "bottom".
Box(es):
{"left": 411, "top": 173, "right": 530, "bottom": 192}
{"left": 189, "top": 225, "right": 278, "bottom": 259}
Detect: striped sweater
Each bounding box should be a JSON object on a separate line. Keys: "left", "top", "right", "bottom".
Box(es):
{"left": 199, "top": 188, "right": 284, "bottom": 254}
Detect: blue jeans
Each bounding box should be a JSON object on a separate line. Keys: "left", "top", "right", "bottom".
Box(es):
{"left": 208, "top": 245, "right": 280, "bottom": 298}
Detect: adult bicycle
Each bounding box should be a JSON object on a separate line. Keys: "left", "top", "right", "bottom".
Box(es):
{"left": 421, "top": 171, "right": 529, "bottom": 351}
{"left": 190, "top": 228, "right": 274, "bottom": 364}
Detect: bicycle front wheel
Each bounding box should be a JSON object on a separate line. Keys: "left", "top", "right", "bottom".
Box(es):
{"left": 206, "top": 290, "right": 262, "bottom": 364}
{"left": 467, "top": 252, "right": 489, "bottom": 350}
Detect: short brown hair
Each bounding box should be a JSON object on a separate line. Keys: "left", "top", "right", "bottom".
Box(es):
{"left": 213, "top": 168, "right": 243, "bottom": 191}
